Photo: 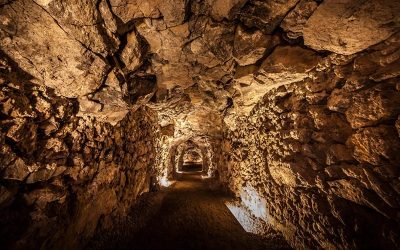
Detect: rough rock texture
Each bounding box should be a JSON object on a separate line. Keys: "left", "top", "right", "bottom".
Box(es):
{"left": 222, "top": 35, "right": 400, "bottom": 249}
{"left": 0, "top": 56, "right": 159, "bottom": 249}
{"left": 280, "top": 0, "right": 318, "bottom": 40}
{"left": 2, "top": 0, "right": 400, "bottom": 249}
{"left": 233, "top": 25, "right": 279, "bottom": 66}
{"left": 0, "top": 0, "right": 110, "bottom": 97}
{"left": 238, "top": 0, "right": 300, "bottom": 34}
{"left": 303, "top": 0, "right": 400, "bottom": 55}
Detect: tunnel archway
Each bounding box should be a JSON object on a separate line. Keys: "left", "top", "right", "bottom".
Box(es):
{"left": 182, "top": 148, "right": 203, "bottom": 172}
{"left": 174, "top": 139, "right": 206, "bottom": 175}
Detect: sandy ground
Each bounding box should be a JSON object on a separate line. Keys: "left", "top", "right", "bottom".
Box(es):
{"left": 87, "top": 171, "right": 292, "bottom": 250}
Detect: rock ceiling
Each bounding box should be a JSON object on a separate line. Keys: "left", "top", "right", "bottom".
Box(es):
{"left": 1, "top": 0, "right": 400, "bottom": 143}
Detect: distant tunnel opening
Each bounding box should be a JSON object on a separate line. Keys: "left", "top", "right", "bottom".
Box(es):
{"left": 181, "top": 148, "right": 203, "bottom": 172}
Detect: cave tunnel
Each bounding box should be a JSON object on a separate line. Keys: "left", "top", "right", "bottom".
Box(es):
{"left": 179, "top": 143, "right": 204, "bottom": 172}
{"left": 1, "top": 0, "right": 400, "bottom": 249}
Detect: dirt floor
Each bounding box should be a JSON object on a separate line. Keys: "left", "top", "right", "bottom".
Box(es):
{"left": 87, "top": 171, "right": 292, "bottom": 250}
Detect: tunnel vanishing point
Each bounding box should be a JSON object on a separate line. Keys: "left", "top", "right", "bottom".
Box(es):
{"left": 1, "top": 0, "right": 400, "bottom": 249}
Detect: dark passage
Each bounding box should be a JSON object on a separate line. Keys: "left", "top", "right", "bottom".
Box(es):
{"left": 181, "top": 163, "right": 203, "bottom": 172}
{"left": 88, "top": 170, "right": 291, "bottom": 250}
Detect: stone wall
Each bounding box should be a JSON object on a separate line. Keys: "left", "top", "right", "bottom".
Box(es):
{"left": 222, "top": 34, "right": 400, "bottom": 249}
{"left": 0, "top": 56, "right": 160, "bottom": 249}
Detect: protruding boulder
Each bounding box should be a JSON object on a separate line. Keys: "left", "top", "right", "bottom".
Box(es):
{"left": 41, "top": 138, "right": 69, "bottom": 164}
{"left": 109, "top": 0, "right": 161, "bottom": 23}
{"left": 26, "top": 164, "right": 67, "bottom": 184}
{"left": 78, "top": 97, "right": 102, "bottom": 114}
{"left": 303, "top": 0, "right": 400, "bottom": 55}
{"left": 77, "top": 88, "right": 129, "bottom": 126}
{"left": 3, "top": 158, "right": 30, "bottom": 181}
{"left": 36, "top": 0, "right": 120, "bottom": 55}
{"left": 281, "top": 0, "right": 318, "bottom": 39}
{"left": 0, "top": 0, "right": 109, "bottom": 97}
{"left": 157, "top": 0, "right": 189, "bottom": 27}
{"left": 257, "top": 46, "right": 321, "bottom": 86}
{"left": 348, "top": 125, "right": 400, "bottom": 165}
{"left": 23, "top": 187, "right": 66, "bottom": 208}
{"left": 238, "top": 0, "right": 300, "bottom": 34}
{"left": 269, "top": 161, "right": 316, "bottom": 187}
{"left": 328, "top": 178, "right": 394, "bottom": 218}
{"left": 6, "top": 118, "right": 38, "bottom": 153}
{"left": 233, "top": 25, "right": 279, "bottom": 66}
{"left": 0, "top": 90, "right": 35, "bottom": 118}
{"left": 120, "top": 31, "right": 144, "bottom": 72}
{"left": 113, "top": 0, "right": 188, "bottom": 27}
{"left": 345, "top": 86, "right": 400, "bottom": 128}
{"left": 208, "top": 0, "right": 247, "bottom": 21}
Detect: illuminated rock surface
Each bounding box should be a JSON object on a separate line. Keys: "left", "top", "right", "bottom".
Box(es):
{"left": 1, "top": 0, "right": 400, "bottom": 249}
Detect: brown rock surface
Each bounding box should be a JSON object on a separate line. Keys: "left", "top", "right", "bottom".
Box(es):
{"left": 239, "top": 0, "right": 300, "bottom": 34}
{"left": 120, "top": 31, "right": 143, "bottom": 72}
{"left": 303, "top": 0, "right": 400, "bottom": 55}
{"left": 233, "top": 25, "right": 279, "bottom": 66}
{"left": 208, "top": 0, "right": 247, "bottom": 21}
{"left": 0, "top": 0, "right": 109, "bottom": 97}
{"left": 109, "top": 0, "right": 161, "bottom": 23}
{"left": 1, "top": 1, "right": 400, "bottom": 250}
{"left": 281, "top": 0, "right": 318, "bottom": 39}
{"left": 36, "top": 0, "right": 120, "bottom": 55}
{"left": 257, "top": 46, "right": 320, "bottom": 86}
{"left": 345, "top": 86, "right": 400, "bottom": 128}
{"left": 349, "top": 125, "right": 400, "bottom": 165}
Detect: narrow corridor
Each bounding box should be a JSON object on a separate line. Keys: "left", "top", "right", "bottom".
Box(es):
{"left": 88, "top": 170, "right": 291, "bottom": 250}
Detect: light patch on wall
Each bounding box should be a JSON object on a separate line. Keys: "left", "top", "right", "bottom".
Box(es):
{"left": 157, "top": 169, "right": 175, "bottom": 187}
{"left": 158, "top": 175, "right": 174, "bottom": 187}
{"left": 34, "top": 0, "right": 53, "bottom": 6}
{"left": 240, "top": 184, "right": 268, "bottom": 221}
{"left": 225, "top": 201, "right": 268, "bottom": 235}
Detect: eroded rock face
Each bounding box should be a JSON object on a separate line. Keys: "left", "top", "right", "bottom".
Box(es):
{"left": 233, "top": 25, "right": 279, "bottom": 66}
{"left": 349, "top": 125, "right": 400, "bottom": 165}
{"left": 303, "top": 0, "right": 400, "bottom": 55}
{"left": 238, "top": 0, "right": 300, "bottom": 34}
{"left": 208, "top": 0, "right": 247, "bottom": 21}
{"left": 222, "top": 36, "right": 400, "bottom": 249}
{"left": 257, "top": 46, "right": 321, "bottom": 86}
{"left": 120, "top": 31, "right": 144, "bottom": 72}
{"left": 37, "top": 0, "right": 120, "bottom": 56}
{"left": 345, "top": 85, "right": 400, "bottom": 128}
{"left": 109, "top": 0, "right": 161, "bottom": 23}
{"left": 0, "top": 58, "right": 159, "bottom": 249}
{"left": 281, "top": 0, "right": 318, "bottom": 40}
{"left": 0, "top": 0, "right": 109, "bottom": 97}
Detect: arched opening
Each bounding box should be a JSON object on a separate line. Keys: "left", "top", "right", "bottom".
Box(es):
{"left": 174, "top": 140, "right": 206, "bottom": 174}
{"left": 182, "top": 147, "right": 203, "bottom": 172}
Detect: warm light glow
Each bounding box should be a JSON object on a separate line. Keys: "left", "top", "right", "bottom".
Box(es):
{"left": 158, "top": 168, "right": 175, "bottom": 187}
{"left": 225, "top": 201, "right": 267, "bottom": 235}
{"left": 201, "top": 174, "right": 212, "bottom": 179}
{"left": 240, "top": 185, "right": 268, "bottom": 221}
{"left": 158, "top": 176, "right": 174, "bottom": 187}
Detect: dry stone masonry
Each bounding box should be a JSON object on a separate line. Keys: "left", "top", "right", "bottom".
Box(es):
{"left": 1, "top": 0, "right": 400, "bottom": 249}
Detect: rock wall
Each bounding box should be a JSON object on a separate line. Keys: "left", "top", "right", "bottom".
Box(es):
{"left": 222, "top": 33, "right": 400, "bottom": 249}
{"left": 0, "top": 56, "right": 159, "bottom": 249}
